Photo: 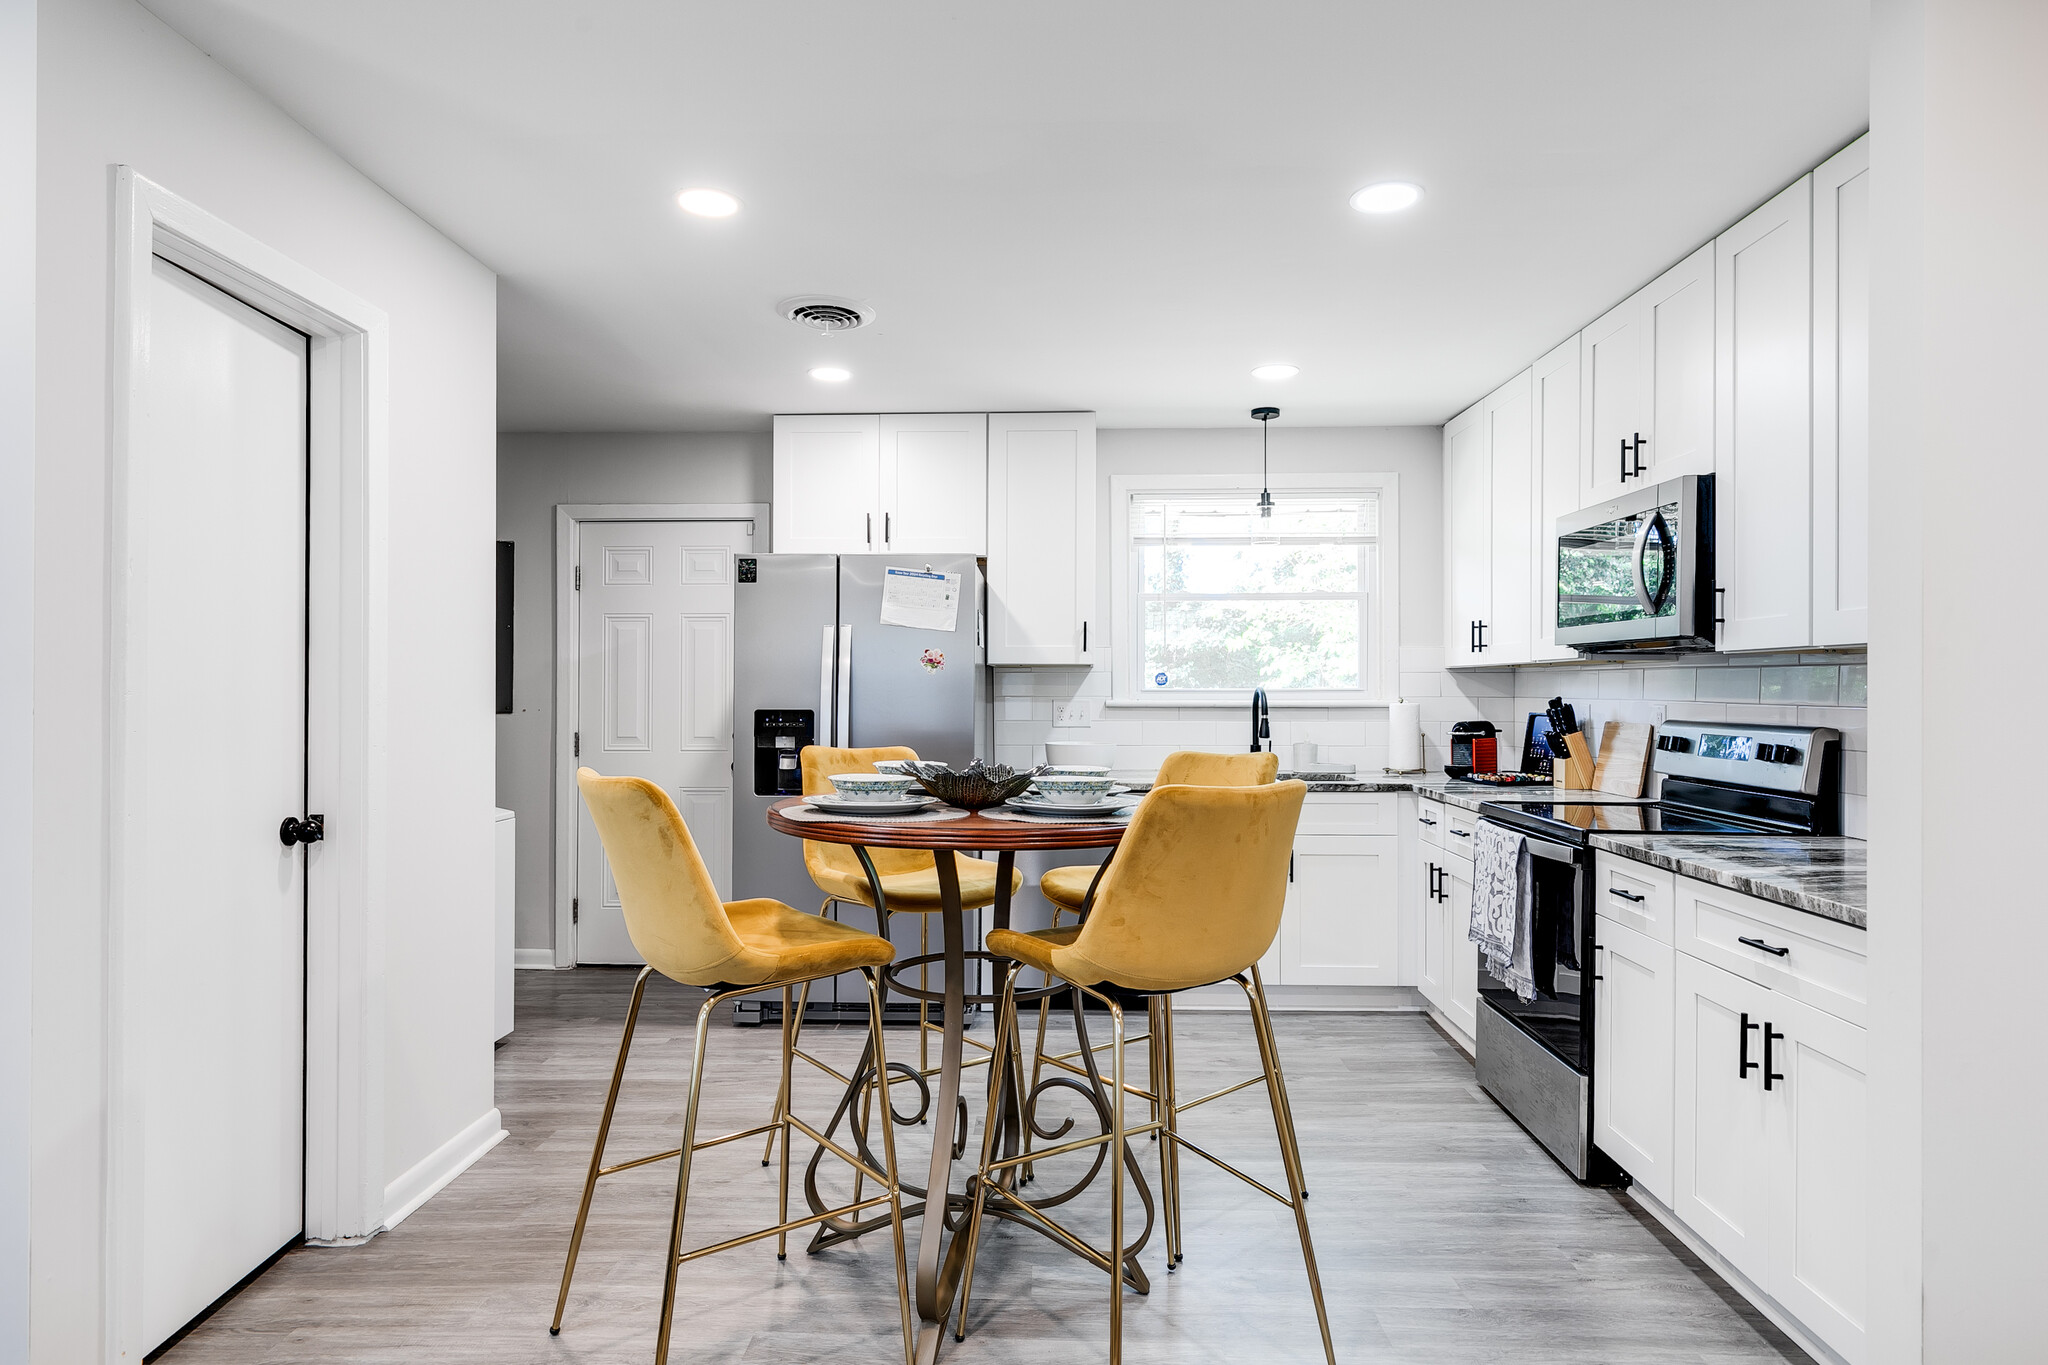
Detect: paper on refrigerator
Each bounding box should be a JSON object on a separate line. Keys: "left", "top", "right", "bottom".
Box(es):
{"left": 878, "top": 567, "right": 962, "bottom": 631}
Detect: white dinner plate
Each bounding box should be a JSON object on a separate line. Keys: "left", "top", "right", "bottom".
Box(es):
{"left": 1003, "top": 795, "right": 1138, "bottom": 818}
{"left": 806, "top": 794, "right": 942, "bottom": 817}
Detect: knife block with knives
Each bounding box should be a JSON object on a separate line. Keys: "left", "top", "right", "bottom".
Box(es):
{"left": 1547, "top": 697, "right": 1599, "bottom": 790}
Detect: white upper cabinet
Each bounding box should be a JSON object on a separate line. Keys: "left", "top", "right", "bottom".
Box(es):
{"left": 1812, "top": 135, "right": 1871, "bottom": 647}
{"left": 986, "top": 412, "right": 1096, "bottom": 665}
{"left": 775, "top": 413, "right": 986, "bottom": 555}
{"left": 1530, "top": 336, "right": 1583, "bottom": 661}
{"left": 879, "top": 413, "right": 987, "bottom": 555}
{"left": 1485, "top": 371, "right": 1534, "bottom": 663}
{"left": 1715, "top": 176, "right": 1815, "bottom": 652}
{"left": 1582, "top": 243, "right": 1716, "bottom": 505}
{"left": 773, "top": 414, "right": 881, "bottom": 552}
{"left": 1443, "top": 399, "right": 1490, "bottom": 665}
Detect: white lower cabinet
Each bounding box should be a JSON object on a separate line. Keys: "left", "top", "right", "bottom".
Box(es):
{"left": 1417, "top": 851, "right": 1447, "bottom": 1008}
{"left": 1414, "top": 833, "right": 1478, "bottom": 1041}
{"left": 1278, "top": 835, "right": 1399, "bottom": 985}
{"left": 1669, "top": 919, "right": 1867, "bottom": 1364}
{"left": 1593, "top": 913, "right": 1674, "bottom": 1204}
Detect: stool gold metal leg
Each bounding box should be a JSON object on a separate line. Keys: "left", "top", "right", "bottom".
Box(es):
{"left": 653, "top": 991, "right": 720, "bottom": 1365}
{"left": 862, "top": 967, "right": 918, "bottom": 1365}
{"left": 551, "top": 964, "right": 654, "bottom": 1335}
{"left": 762, "top": 923, "right": 825, "bottom": 1167}
{"left": 777, "top": 985, "right": 795, "bottom": 1259}
{"left": 1161, "top": 994, "right": 1184, "bottom": 1264}
{"left": 1243, "top": 972, "right": 1335, "bottom": 1365}
{"left": 1108, "top": 997, "right": 1127, "bottom": 1365}
{"left": 954, "top": 965, "right": 1017, "bottom": 1342}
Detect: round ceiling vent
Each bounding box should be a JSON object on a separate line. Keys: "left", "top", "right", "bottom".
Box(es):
{"left": 778, "top": 295, "right": 875, "bottom": 335}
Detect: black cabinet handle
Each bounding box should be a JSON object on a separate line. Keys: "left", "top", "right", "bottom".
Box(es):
{"left": 280, "top": 813, "right": 325, "bottom": 847}
{"left": 1476, "top": 620, "right": 1488, "bottom": 651}
{"left": 1592, "top": 943, "right": 1604, "bottom": 982}
{"left": 1418, "top": 814, "right": 1438, "bottom": 827}
{"left": 866, "top": 512, "right": 873, "bottom": 545}
{"left": 1449, "top": 827, "right": 1471, "bottom": 839}
{"left": 1628, "top": 433, "right": 1646, "bottom": 479}
{"left": 1082, "top": 620, "right": 1088, "bottom": 653}
{"left": 1714, "top": 586, "right": 1727, "bottom": 627}
{"left": 1289, "top": 852, "right": 1295, "bottom": 883}
{"left": 1764, "top": 1023, "right": 1785, "bottom": 1090}
{"left": 1738, "top": 935, "right": 1790, "bottom": 958}
{"left": 1739, "top": 1012, "right": 1760, "bottom": 1079}
{"left": 1469, "top": 620, "right": 1478, "bottom": 654}
{"left": 1620, "top": 436, "right": 1631, "bottom": 483}
{"left": 884, "top": 512, "right": 891, "bottom": 544}
{"left": 1607, "top": 887, "right": 1646, "bottom": 903}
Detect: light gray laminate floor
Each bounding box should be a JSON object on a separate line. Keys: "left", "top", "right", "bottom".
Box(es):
{"left": 161, "top": 967, "right": 1810, "bottom": 1364}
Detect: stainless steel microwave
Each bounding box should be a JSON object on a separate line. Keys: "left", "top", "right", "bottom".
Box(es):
{"left": 1554, "top": 474, "right": 1716, "bottom": 652}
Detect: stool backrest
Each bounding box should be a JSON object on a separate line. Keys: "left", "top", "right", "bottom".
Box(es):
{"left": 1156, "top": 750, "right": 1279, "bottom": 786}
{"left": 799, "top": 745, "right": 935, "bottom": 884}
{"left": 576, "top": 767, "right": 747, "bottom": 984}
{"left": 1057, "top": 780, "right": 1307, "bottom": 993}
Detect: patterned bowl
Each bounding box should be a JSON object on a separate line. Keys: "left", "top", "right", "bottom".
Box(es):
{"left": 904, "top": 760, "right": 1040, "bottom": 811}
{"left": 1041, "top": 764, "right": 1111, "bottom": 777}
{"left": 1028, "top": 774, "right": 1119, "bottom": 806}
{"left": 825, "top": 772, "right": 918, "bottom": 802}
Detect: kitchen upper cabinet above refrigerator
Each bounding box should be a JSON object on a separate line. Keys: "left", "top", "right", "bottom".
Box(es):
{"left": 1581, "top": 242, "right": 1716, "bottom": 507}
{"left": 773, "top": 412, "right": 987, "bottom": 555}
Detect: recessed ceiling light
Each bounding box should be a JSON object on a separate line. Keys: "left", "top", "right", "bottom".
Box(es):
{"left": 676, "top": 188, "right": 740, "bottom": 218}
{"left": 809, "top": 366, "right": 851, "bottom": 383}
{"left": 1252, "top": 363, "right": 1300, "bottom": 381}
{"left": 1349, "top": 181, "right": 1423, "bottom": 214}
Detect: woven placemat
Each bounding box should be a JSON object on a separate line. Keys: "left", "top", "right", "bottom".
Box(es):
{"left": 781, "top": 803, "right": 973, "bottom": 824}
{"left": 980, "top": 805, "right": 1137, "bottom": 826}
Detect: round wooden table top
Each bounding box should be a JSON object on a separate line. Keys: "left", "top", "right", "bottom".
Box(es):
{"left": 765, "top": 796, "right": 1130, "bottom": 851}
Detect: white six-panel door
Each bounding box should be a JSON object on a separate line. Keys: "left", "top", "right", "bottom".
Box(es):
{"left": 133, "top": 256, "right": 309, "bottom": 1353}
{"left": 575, "top": 521, "right": 750, "bottom": 964}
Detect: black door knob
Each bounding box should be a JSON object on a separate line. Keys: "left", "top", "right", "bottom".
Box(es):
{"left": 280, "top": 814, "right": 325, "bottom": 847}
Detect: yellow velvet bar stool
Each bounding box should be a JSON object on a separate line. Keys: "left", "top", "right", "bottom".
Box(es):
{"left": 761, "top": 744, "right": 1024, "bottom": 1166}
{"left": 959, "top": 779, "right": 1334, "bottom": 1365}
{"left": 553, "top": 769, "right": 913, "bottom": 1365}
{"left": 1023, "top": 749, "right": 1281, "bottom": 1205}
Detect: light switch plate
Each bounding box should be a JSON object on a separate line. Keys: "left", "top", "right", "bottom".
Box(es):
{"left": 1649, "top": 704, "right": 1667, "bottom": 724}
{"left": 1054, "top": 701, "right": 1089, "bottom": 728}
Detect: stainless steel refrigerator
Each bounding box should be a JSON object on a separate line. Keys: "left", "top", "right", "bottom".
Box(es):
{"left": 731, "top": 553, "right": 989, "bottom": 1022}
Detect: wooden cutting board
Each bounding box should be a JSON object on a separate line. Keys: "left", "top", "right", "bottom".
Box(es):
{"left": 1591, "top": 721, "right": 1654, "bottom": 797}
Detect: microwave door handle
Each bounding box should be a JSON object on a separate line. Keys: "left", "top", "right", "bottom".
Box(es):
{"left": 1631, "top": 514, "right": 1658, "bottom": 615}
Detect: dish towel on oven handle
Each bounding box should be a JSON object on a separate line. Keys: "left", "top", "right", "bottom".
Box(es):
{"left": 1469, "top": 821, "right": 1537, "bottom": 1003}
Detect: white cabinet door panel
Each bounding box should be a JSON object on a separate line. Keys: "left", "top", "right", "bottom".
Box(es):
{"left": 1674, "top": 953, "right": 1772, "bottom": 1285}
{"left": 1279, "top": 835, "right": 1400, "bottom": 986}
{"left": 1417, "top": 856, "right": 1447, "bottom": 1009}
{"left": 987, "top": 412, "right": 1095, "bottom": 664}
{"left": 1593, "top": 915, "right": 1675, "bottom": 1203}
{"left": 1581, "top": 291, "right": 1647, "bottom": 506}
{"left": 774, "top": 414, "right": 879, "bottom": 552}
{"left": 881, "top": 413, "right": 986, "bottom": 555}
{"left": 1644, "top": 243, "right": 1718, "bottom": 484}
{"left": 1531, "top": 335, "right": 1582, "bottom": 661}
{"left": 1767, "top": 993, "right": 1868, "bottom": 1363}
{"left": 1441, "top": 862, "right": 1480, "bottom": 1040}
{"left": 1813, "top": 136, "right": 1870, "bottom": 647}
{"left": 1485, "top": 371, "right": 1534, "bottom": 663}
{"left": 1443, "top": 400, "right": 1490, "bottom": 665}
{"left": 1715, "top": 176, "right": 1814, "bottom": 652}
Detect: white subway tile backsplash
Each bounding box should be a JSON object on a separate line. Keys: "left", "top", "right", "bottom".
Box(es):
{"left": 1142, "top": 719, "right": 1219, "bottom": 746}
{"left": 1597, "top": 670, "right": 1643, "bottom": 699}
{"left": 1724, "top": 703, "right": 1799, "bottom": 725}
{"left": 1841, "top": 749, "right": 1869, "bottom": 796}
{"left": 1398, "top": 672, "right": 1443, "bottom": 698}
{"left": 1642, "top": 668, "right": 1697, "bottom": 701}
{"left": 1760, "top": 666, "right": 1839, "bottom": 705}
{"left": 1696, "top": 668, "right": 1762, "bottom": 703}
{"left": 1840, "top": 664, "right": 1867, "bottom": 705}
{"left": 1664, "top": 702, "right": 1729, "bottom": 722}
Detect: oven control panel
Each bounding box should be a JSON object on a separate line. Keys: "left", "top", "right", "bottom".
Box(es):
{"left": 1650, "top": 721, "right": 1840, "bottom": 795}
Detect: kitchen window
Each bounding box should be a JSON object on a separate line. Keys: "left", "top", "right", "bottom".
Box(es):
{"left": 1109, "top": 474, "right": 1398, "bottom": 704}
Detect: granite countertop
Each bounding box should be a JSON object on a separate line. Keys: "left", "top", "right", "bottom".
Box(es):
{"left": 1586, "top": 834, "right": 1867, "bottom": 929}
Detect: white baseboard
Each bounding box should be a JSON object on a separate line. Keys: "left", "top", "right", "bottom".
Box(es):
{"left": 1173, "top": 982, "right": 1428, "bottom": 1013}
{"left": 381, "top": 1107, "right": 507, "bottom": 1232}
{"left": 513, "top": 948, "right": 558, "bottom": 970}
{"left": 1625, "top": 1186, "right": 1848, "bottom": 1365}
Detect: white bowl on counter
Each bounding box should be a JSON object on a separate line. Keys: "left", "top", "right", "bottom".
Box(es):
{"left": 825, "top": 772, "right": 918, "bottom": 802}
{"left": 1042, "top": 764, "right": 1111, "bottom": 777}
{"left": 1029, "top": 773, "right": 1120, "bottom": 806}
{"left": 1044, "top": 741, "right": 1116, "bottom": 769}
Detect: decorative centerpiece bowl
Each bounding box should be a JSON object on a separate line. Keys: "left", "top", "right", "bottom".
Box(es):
{"left": 904, "top": 759, "right": 1041, "bottom": 811}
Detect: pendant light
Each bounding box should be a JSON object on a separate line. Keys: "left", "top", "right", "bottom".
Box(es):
{"left": 1252, "top": 406, "right": 1279, "bottom": 518}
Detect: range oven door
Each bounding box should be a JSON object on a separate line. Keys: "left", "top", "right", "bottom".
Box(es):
{"left": 1554, "top": 474, "right": 1714, "bottom": 651}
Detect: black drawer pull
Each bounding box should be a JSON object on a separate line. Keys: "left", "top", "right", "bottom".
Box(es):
{"left": 1418, "top": 814, "right": 1438, "bottom": 827}
{"left": 1739, "top": 1012, "right": 1760, "bottom": 1079}
{"left": 1448, "top": 827, "right": 1471, "bottom": 839}
{"left": 1738, "top": 935, "right": 1790, "bottom": 958}
{"left": 1764, "top": 1023, "right": 1785, "bottom": 1090}
{"left": 1607, "top": 887, "right": 1646, "bottom": 903}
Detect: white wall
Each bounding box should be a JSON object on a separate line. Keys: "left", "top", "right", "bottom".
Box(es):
{"left": 33, "top": 2, "right": 497, "bottom": 1356}
{"left": 495, "top": 431, "right": 770, "bottom": 951}
{"left": 992, "top": 425, "right": 1518, "bottom": 773}
{"left": 1869, "top": 1, "right": 2048, "bottom": 1359}
{"left": 2, "top": 3, "right": 34, "bottom": 1361}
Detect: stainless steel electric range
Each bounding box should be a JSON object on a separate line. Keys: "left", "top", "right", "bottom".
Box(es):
{"left": 1470, "top": 719, "right": 1841, "bottom": 1183}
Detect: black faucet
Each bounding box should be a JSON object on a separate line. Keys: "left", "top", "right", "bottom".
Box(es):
{"left": 1250, "top": 686, "right": 1270, "bottom": 754}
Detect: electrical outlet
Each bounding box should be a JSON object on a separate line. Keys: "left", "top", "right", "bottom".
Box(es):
{"left": 1054, "top": 701, "right": 1089, "bottom": 728}
{"left": 1650, "top": 704, "right": 1667, "bottom": 724}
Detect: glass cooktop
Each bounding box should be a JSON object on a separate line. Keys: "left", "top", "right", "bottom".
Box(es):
{"left": 1482, "top": 801, "right": 1780, "bottom": 840}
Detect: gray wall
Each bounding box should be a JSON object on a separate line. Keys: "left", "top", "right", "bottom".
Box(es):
{"left": 496, "top": 431, "right": 771, "bottom": 952}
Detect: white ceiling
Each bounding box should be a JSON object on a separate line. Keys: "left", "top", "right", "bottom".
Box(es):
{"left": 142, "top": 1, "right": 1869, "bottom": 432}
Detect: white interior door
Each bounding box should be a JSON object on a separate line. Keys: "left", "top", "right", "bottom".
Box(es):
{"left": 133, "top": 256, "right": 308, "bottom": 1353}
{"left": 576, "top": 521, "right": 750, "bottom": 963}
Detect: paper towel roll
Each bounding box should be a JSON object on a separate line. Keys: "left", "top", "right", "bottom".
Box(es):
{"left": 1389, "top": 700, "right": 1423, "bottom": 772}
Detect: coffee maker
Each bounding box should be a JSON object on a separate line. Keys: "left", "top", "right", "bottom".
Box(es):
{"left": 1446, "top": 720, "right": 1499, "bottom": 779}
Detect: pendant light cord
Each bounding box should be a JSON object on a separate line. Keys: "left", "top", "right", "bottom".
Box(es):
{"left": 1253, "top": 407, "right": 1278, "bottom": 517}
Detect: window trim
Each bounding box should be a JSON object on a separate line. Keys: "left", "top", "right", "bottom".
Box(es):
{"left": 1107, "top": 472, "right": 1401, "bottom": 707}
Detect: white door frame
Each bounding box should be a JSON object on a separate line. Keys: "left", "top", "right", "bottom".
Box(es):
{"left": 552, "top": 504, "right": 770, "bottom": 967}
{"left": 106, "top": 169, "right": 392, "bottom": 1358}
